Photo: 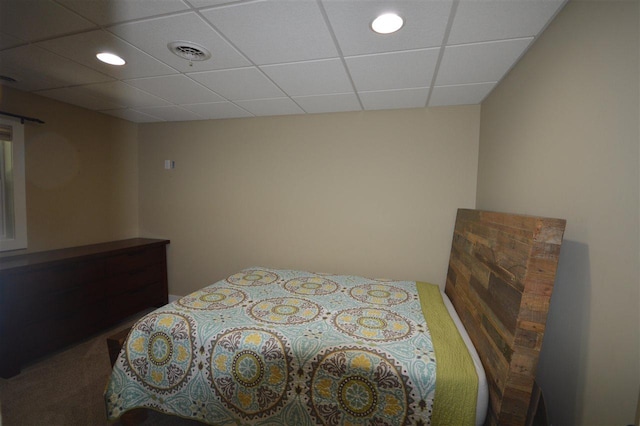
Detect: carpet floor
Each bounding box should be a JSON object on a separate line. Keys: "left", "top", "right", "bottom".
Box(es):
{"left": 0, "top": 312, "right": 202, "bottom": 426}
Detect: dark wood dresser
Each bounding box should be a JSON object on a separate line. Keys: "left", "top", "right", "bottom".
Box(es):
{"left": 0, "top": 238, "right": 169, "bottom": 378}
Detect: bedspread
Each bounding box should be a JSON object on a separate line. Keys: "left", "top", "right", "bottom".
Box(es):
{"left": 105, "top": 268, "right": 476, "bottom": 425}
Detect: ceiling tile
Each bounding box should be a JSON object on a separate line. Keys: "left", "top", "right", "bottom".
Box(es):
{"left": 125, "top": 74, "right": 225, "bottom": 104}
{"left": 38, "top": 30, "right": 177, "bottom": 80}
{"left": 321, "top": 0, "right": 452, "bottom": 56}
{"left": 293, "top": 93, "right": 362, "bottom": 114}
{"left": 235, "top": 98, "right": 305, "bottom": 117}
{"left": 261, "top": 59, "right": 354, "bottom": 97}
{"left": 0, "top": 31, "right": 25, "bottom": 50}
{"left": 75, "top": 81, "right": 171, "bottom": 108}
{"left": 181, "top": 102, "right": 253, "bottom": 119}
{"left": 201, "top": 0, "right": 338, "bottom": 65}
{"left": 0, "top": 45, "right": 113, "bottom": 91}
{"left": 359, "top": 87, "right": 430, "bottom": 111}
{"left": 188, "top": 67, "right": 284, "bottom": 101}
{"left": 449, "top": 0, "right": 566, "bottom": 45}
{"left": 0, "top": 0, "right": 95, "bottom": 42}
{"left": 136, "top": 105, "right": 204, "bottom": 121}
{"left": 436, "top": 38, "right": 533, "bottom": 86}
{"left": 57, "top": 0, "right": 191, "bottom": 26}
{"left": 346, "top": 48, "right": 439, "bottom": 92}
{"left": 36, "top": 87, "right": 124, "bottom": 110}
{"left": 99, "top": 108, "right": 164, "bottom": 122}
{"left": 108, "top": 12, "right": 250, "bottom": 72}
{"left": 429, "top": 82, "right": 496, "bottom": 107}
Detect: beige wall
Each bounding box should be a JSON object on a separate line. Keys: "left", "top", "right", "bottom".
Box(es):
{"left": 138, "top": 106, "right": 480, "bottom": 296}
{"left": 477, "top": 1, "right": 639, "bottom": 425}
{"left": 0, "top": 86, "right": 139, "bottom": 255}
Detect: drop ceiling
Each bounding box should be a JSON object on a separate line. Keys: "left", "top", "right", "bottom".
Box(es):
{"left": 0, "top": 0, "right": 567, "bottom": 123}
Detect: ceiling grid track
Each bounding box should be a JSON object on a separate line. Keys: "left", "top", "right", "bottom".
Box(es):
{"left": 191, "top": 6, "right": 307, "bottom": 117}
{"left": 315, "top": 0, "right": 365, "bottom": 111}
{"left": 425, "top": 0, "right": 459, "bottom": 108}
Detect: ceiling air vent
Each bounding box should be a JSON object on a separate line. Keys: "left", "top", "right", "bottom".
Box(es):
{"left": 168, "top": 41, "right": 211, "bottom": 64}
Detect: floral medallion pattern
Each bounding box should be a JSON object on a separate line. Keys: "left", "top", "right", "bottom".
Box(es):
{"left": 308, "top": 347, "right": 413, "bottom": 425}
{"left": 226, "top": 269, "right": 279, "bottom": 286}
{"left": 176, "top": 287, "right": 247, "bottom": 310}
{"left": 123, "top": 312, "right": 196, "bottom": 394}
{"left": 248, "top": 297, "right": 323, "bottom": 325}
{"left": 208, "top": 328, "right": 293, "bottom": 419}
{"left": 349, "top": 283, "right": 410, "bottom": 305}
{"left": 332, "top": 307, "right": 414, "bottom": 342}
{"left": 283, "top": 276, "right": 339, "bottom": 296}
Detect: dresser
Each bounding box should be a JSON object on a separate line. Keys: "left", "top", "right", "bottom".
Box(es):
{"left": 0, "top": 238, "right": 169, "bottom": 378}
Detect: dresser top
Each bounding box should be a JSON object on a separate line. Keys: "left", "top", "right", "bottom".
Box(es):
{"left": 0, "top": 238, "right": 170, "bottom": 272}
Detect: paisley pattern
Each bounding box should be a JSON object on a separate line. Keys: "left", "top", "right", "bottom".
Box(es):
{"left": 105, "top": 268, "right": 436, "bottom": 425}
{"left": 176, "top": 287, "right": 247, "bottom": 310}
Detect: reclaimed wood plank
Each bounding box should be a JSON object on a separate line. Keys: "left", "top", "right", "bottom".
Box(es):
{"left": 445, "top": 209, "right": 566, "bottom": 426}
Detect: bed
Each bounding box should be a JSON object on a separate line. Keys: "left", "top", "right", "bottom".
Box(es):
{"left": 105, "top": 209, "right": 566, "bottom": 425}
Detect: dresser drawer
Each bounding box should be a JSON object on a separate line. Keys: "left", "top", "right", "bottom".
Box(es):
{"left": 106, "top": 263, "right": 164, "bottom": 296}
{"left": 3, "top": 264, "right": 80, "bottom": 301}
{"left": 108, "top": 281, "right": 165, "bottom": 321}
{"left": 3, "top": 259, "right": 106, "bottom": 301}
{"left": 21, "top": 300, "right": 108, "bottom": 360}
{"left": 23, "top": 281, "right": 107, "bottom": 326}
{"left": 106, "top": 246, "right": 165, "bottom": 276}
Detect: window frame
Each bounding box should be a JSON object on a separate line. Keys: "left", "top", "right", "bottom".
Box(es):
{"left": 0, "top": 117, "right": 27, "bottom": 252}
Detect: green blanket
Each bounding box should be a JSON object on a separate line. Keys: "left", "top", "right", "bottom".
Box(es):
{"left": 417, "top": 282, "right": 478, "bottom": 425}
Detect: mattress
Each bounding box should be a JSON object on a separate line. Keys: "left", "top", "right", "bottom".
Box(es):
{"left": 105, "top": 268, "right": 486, "bottom": 425}
{"left": 441, "top": 289, "right": 488, "bottom": 426}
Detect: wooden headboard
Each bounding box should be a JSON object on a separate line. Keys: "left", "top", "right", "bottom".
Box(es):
{"left": 445, "top": 209, "right": 566, "bottom": 426}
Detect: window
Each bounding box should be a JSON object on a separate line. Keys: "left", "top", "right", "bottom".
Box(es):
{"left": 0, "top": 117, "right": 26, "bottom": 252}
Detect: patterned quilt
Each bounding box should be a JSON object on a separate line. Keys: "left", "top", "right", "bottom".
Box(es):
{"left": 105, "top": 268, "right": 463, "bottom": 425}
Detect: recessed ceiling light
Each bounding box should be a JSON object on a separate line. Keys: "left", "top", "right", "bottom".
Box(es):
{"left": 96, "top": 52, "right": 126, "bottom": 66}
{"left": 371, "top": 13, "right": 404, "bottom": 34}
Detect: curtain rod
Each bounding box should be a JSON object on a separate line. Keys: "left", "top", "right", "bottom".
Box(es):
{"left": 0, "top": 111, "right": 45, "bottom": 124}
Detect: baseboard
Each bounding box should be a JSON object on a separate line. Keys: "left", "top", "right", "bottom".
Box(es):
{"left": 168, "top": 294, "right": 181, "bottom": 303}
